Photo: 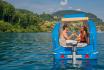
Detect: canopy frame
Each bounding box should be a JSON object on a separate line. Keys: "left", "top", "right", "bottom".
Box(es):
{"left": 61, "top": 17, "right": 89, "bottom": 22}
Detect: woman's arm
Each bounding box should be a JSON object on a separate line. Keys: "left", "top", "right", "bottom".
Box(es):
{"left": 76, "top": 34, "right": 81, "bottom": 42}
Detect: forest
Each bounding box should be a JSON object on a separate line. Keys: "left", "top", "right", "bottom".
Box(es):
{"left": 0, "top": 0, "right": 104, "bottom": 32}
{"left": 0, "top": 0, "right": 55, "bottom": 32}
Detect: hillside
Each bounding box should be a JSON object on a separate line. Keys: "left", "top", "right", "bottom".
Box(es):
{"left": 52, "top": 10, "right": 103, "bottom": 25}
{"left": 0, "top": 0, "right": 104, "bottom": 32}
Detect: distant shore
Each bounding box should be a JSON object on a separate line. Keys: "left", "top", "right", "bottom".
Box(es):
{"left": 0, "top": 0, "right": 104, "bottom": 32}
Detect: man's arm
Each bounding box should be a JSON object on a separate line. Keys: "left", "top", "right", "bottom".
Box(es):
{"left": 63, "top": 32, "right": 72, "bottom": 40}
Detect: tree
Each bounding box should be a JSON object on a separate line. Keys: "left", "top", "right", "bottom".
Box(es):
{"left": 0, "top": 21, "right": 12, "bottom": 32}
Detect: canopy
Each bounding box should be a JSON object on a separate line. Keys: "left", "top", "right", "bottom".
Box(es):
{"left": 61, "top": 17, "right": 89, "bottom": 22}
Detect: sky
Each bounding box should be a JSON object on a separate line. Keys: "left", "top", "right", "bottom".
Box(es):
{"left": 4, "top": 0, "right": 104, "bottom": 21}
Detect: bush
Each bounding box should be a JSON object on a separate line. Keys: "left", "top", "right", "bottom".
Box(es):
{"left": 0, "top": 21, "right": 13, "bottom": 32}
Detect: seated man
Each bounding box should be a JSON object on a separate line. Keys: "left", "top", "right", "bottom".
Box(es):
{"left": 59, "top": 24, "right": 77, "bottom": 47}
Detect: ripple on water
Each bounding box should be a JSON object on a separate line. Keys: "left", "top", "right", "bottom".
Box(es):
{"left": 0, "top": 32, "right": 104, "bottom": 70}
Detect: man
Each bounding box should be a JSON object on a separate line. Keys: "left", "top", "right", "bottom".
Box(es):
{"left": 59, "top": 24, "right": 77, "bottom": 47}
{"left": 60, "top": 24, "right": 72, "bottom": 40}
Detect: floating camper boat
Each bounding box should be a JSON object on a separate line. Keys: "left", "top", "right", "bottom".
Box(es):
{"left": 52, "top": 13, "right": 98, "bottom": 60}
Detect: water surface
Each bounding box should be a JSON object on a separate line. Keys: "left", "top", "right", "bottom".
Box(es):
{"left": 0, "top": 32, "right": 104, "bottom": 70}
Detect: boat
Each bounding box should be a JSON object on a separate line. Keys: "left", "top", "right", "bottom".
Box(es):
{"left": 52, "top": 13, "right": 98, "bottom": 60}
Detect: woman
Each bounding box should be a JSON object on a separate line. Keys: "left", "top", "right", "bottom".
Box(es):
{"left": 77, "top": 26, "right": 89, "bottom": 44}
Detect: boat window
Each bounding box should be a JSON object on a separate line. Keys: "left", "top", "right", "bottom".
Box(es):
{"left": 61, "top": 21, "right": 89, "bottom": 34}
{"left": 59, "top": 20, "right": 90, "bottom": 47}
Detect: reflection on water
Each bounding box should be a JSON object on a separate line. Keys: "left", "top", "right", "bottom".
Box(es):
{"left": 53, "top": 59, "right": 98, "bottom": 70}
{"left": 0, "top": 32, "right": 104, "bottom": 70}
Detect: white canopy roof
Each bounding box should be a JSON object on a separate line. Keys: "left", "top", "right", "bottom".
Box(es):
{"left": 61, "top": 17, "right": 89, "bottom": 22}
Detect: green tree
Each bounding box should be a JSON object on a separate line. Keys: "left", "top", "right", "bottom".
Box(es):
{"left": 2, "top": 1, "right": 15, "bottom": 23}
{"left": 0, "top": 21, "right": 12, "bottom": 32}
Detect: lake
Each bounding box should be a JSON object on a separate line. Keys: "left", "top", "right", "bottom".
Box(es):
{"left": 0, "top": 32, "right": 104, "bottom": 70}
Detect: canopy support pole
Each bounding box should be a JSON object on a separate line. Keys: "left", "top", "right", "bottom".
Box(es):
{"left": 72, "top": 44, "right": 77, "bottom": 67}
{"left": 72, "top": 46, "right": 76, "bottom": 64}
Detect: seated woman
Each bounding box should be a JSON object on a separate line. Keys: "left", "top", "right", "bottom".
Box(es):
{"left": 76, "top": 26, "right": 89, "bottom": 47}
{"left": 59, "top": 24, "right": 77, "bottom": 47}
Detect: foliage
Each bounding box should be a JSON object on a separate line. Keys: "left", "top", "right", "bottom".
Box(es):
{"left": 0, "top": 0, "right": 46, "bottom": 32}
{"left": 0, "top": 0, "right": 104, "bottom": 32}
{"left": 0, "top": 21, "right": 12, "bottom": 32}
{"left": 39, "top": 13, "right": 54, "bottom": 21}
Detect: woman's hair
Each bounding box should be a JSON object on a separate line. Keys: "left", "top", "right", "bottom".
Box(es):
{"left": 81, "top": 26, "right": 89, "bottom": 37}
